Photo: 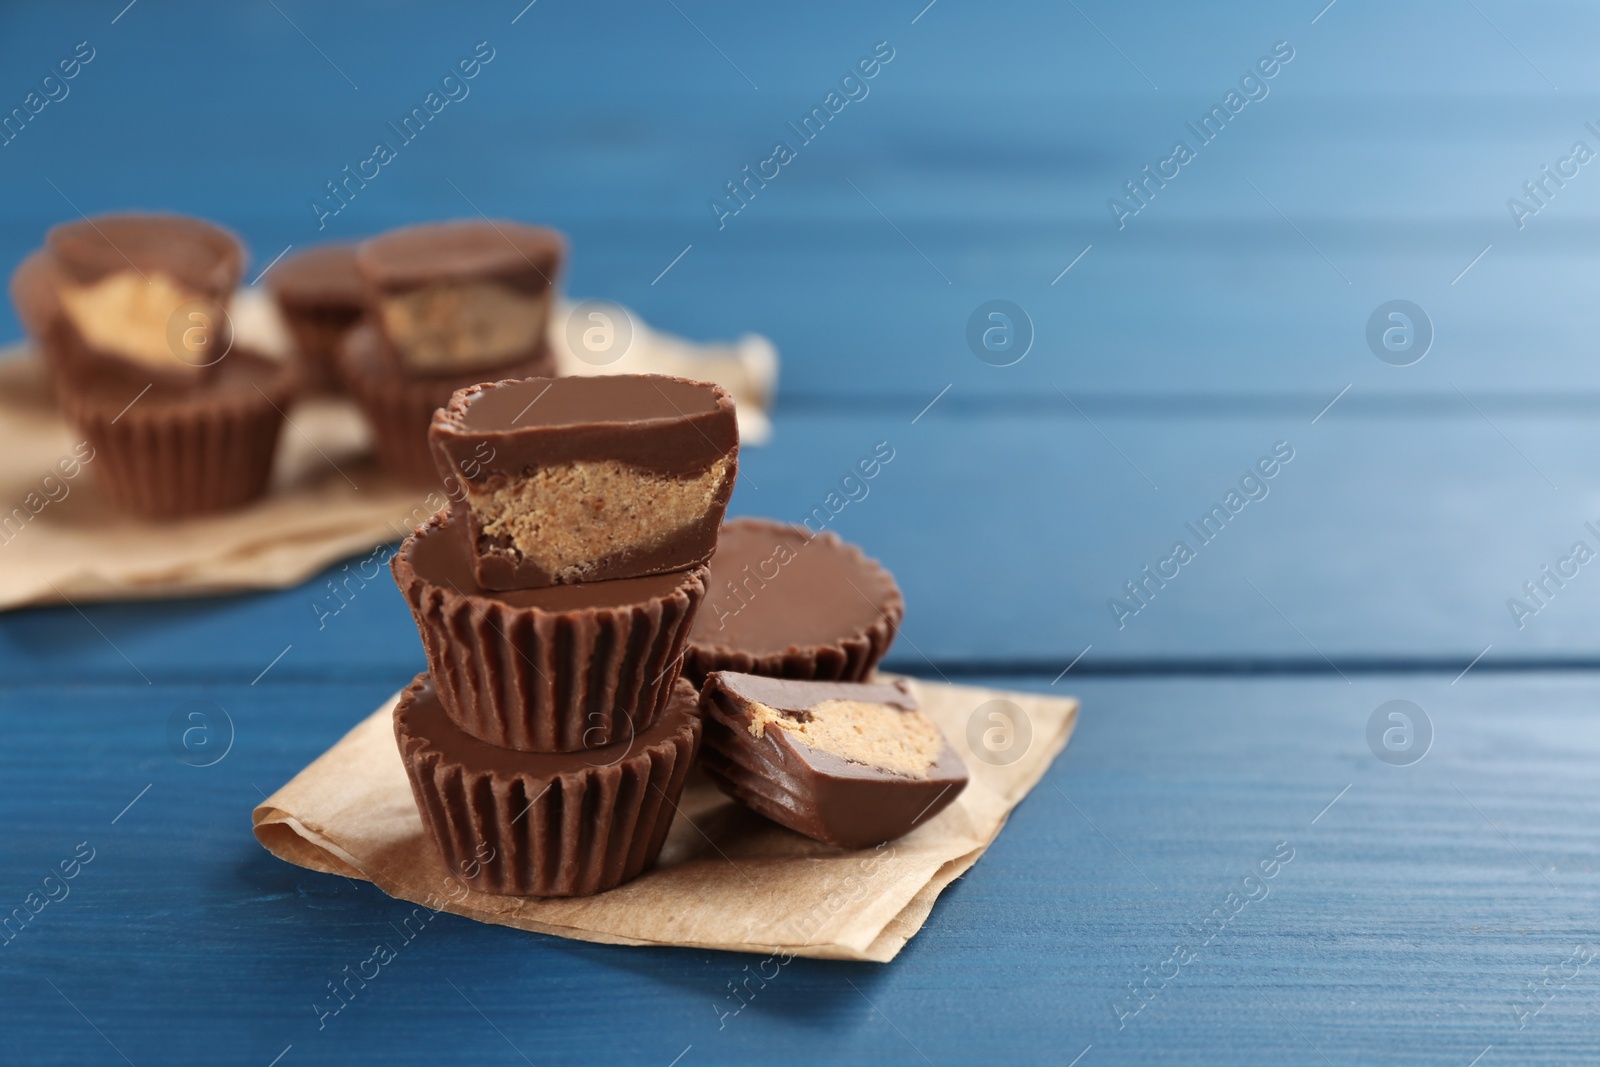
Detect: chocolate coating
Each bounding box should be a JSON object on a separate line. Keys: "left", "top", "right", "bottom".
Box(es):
{"left": 56, "top": 349, "right": 298, "bottom": 518}
{"left": 9, "top": 249, "right": 62, "bottom": 338}
{"left": 46, "top": 213, "right": 244, "bottom": 293}
{"left": 268, "top": 243, "right": 365, "bottom": 393}
{"left": 430, "top": 374, "right": 739, "bottom": 590}
{"left": 395, "top": 672, "right": 702, "bottom": 897}
{"left": 392, "top": 511, "right": 707, "bottom": 751}
{"left": 356, "top": 219, "right": 564, "bottom": 294}
{"left": 338, "top": 322, "right": 555, "bottom": 485}
{"left": 684, "top": 519, "right": 904, "bottom": 687}
{"left": 699, "top": 672, "right": 968, "bottom": 849}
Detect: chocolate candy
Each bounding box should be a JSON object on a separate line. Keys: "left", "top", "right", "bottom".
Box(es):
{"left": 46, "top": 213, "right": 244, "bottom": 385}
{"left": 268, "top": 242, "right": 365, "bottom": 394}
{"left": 57, "top": 349, "right": 298, "bottom": 518}
{"left": 394, "top": 671, "right": 702, "bottom": 897}
{"left": 429, "top": 374, "right": 739, "bottom": 590}
{"left": 699, "top": 671, "right": 967, "bottom": 849}
{"left": 338, "top": 322, "right": 554, "bottom": 486}
{"left": 355, "top": 220, "right": 564, "bottom": 376}
{"left": 392, "top": 510, "right": 707, "bottom": 751}
{"left": 684, "top": 518, "right": 903, "bottom": 686}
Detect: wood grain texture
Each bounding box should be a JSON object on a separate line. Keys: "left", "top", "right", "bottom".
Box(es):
{"left": 2, "top": 673, "right": 1597, "bottom": 1065}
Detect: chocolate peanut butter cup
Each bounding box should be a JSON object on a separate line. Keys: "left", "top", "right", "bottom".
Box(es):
{"left": 394, "top": 671, "right": 702, "bottom": 897}
{"left": 46, "top": 213, "right": 245, "bottom": 387}
{"left": 391, "top": 511, "right": 707, "bottom": 751}
{"left": 684, "top": 518, "right": 903, "bottom": 687}
{"left": 429, "top": 374, "right": 739, "bottom": 590}
{"left": 8, "top": 249, "right": 72, "bottom": 391}
{"left": 355, "top": 220, "right": 565, "bottom": 377}
{"left": 57, "top": 349, "right": 298, "bottom": 518}
{"left": 338, "top": 321, "right": 555, "bottom": 486}
{"left": 699, "top": 671, "right": 968, "bottom": 849}
{"left": 267, "top": 242, "right": 365, "bottom": 394}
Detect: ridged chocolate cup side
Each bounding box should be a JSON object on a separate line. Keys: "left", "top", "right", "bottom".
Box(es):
{"left": 337, "top": 322, "right": 555, "bottom": 486}
{"left": 57, "top": 351, "right": 298, "bottom": 519}
{"left": 392, "top": 511, "right": 708, "bottom": 752}
{"left": 393, "top": 672, "right": 702, "bottom": 897}
{"left": 683, "top": 520, "right": 905, "bottom": 688}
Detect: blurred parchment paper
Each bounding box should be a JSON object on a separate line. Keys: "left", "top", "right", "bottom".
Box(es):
{"left": 0, "top": 292, "right": 776, "bottom": 610}
{"left": 254, "top": 676, "right": 1077, "bottom": 962}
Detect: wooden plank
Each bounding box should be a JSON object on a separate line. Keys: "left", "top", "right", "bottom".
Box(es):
{"left": 3, "top": 406, "right": 1597, "bottom": 680}
{"left": 1, "top": 672, "right": 1594, "bottom": 1065}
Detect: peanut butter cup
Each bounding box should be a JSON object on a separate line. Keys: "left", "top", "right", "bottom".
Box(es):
{"left": 57, "top": 348, "right": 298, "bottom": 518}
{"left": 684, "top": 518, "right": 903, "bottom": 686}
{"left": 46, "top": 213, "right": 244, "bottom": 386}
{"left": 267, "top": 242, "right": 365, "bottom": 394}
{"left": 355, "top": 219, "right": 564, "bottom": 377}
{"left": 337, "top": 321, "right": 554, "bottom": 486}
{"left": 394, "top": 671, "right": 701, "bottom": 897}
{"left": 391, "top": 510, "right": 707, "bottom": 751}
{"left": 429, "top": 374, "right": 739, "bottom": 590}
{"left": 699, "top": 671, "right": 967, "bottom": 849}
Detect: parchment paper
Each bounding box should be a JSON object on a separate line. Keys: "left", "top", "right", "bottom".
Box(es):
{"left": 253, "top": 676, "right": 1077, "bottom": 962}
{"left": 0, "top": 291, "right": 777, "bottom": 611}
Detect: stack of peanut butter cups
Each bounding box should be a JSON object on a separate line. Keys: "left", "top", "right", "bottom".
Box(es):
{"left": 387, "top": 372, "right": 740, "bottom": 897}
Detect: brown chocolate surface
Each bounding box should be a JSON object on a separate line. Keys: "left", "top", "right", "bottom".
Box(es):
{"left": 430, "top": 374, "right": 739, "bottom": 590}
{"left": 684, "top": 518, "right": 903, "bottom": 686}
{"left": 46, "top": 213, "right": 244, "bottom": 293}
{"left": 9, "top": 249, "right": 62, "bottom": 336}
{"left": 699, "top": 671, "right": 968, "bottom": 850}
{"left": 405, "top": 505, "right": 695, "bottom": 610}
{"left": 269, "top": 242, "right": 365, "bottom": 307}
{"left": 56, "top": 348, "right": 298, "bottom": 518}
{"left": 394, "top": 672, "right": 702, "bottom": 896}
{"left": 393, "top": 512, "right": 708, "bottom": 751}
{"left": 338, "top": 322, "right": 555, "bottom": 485}
{"left": 356, "top": 220, "right": 564, "bottom": 293}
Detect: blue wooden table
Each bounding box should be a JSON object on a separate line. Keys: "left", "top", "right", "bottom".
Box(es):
{"left": 4, "top": 2, "right": 1600, "bottom": 1063}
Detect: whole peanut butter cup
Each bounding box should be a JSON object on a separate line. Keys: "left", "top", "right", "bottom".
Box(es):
{"left": 391, "top": 511, "right": 707, "bottom": 751}
{"left": 394, "top": 671, "right": 702, "bottom": 897}
{"left": 684, "top": 518, "right": 903, "bottom": 686}
{"left": 267, "top": 242, "right": 365, "bottom": 394}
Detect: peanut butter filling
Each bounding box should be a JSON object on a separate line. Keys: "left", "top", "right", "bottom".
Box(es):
{"left": 467, "top": 455, "right": 732, "bottom": 583}
{"left": 57, "top": 270, "right": 205, "bottom": 369}
{"left": 379, "top": 281, "right": 548, "bottom": 371}
{"left": 748, "top": 698, "right": 944, "bottom": 777}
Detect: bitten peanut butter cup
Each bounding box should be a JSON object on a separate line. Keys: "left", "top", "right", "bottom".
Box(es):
{"left": 394, "top": 671, "right": 702, "bottom": 897}
{"left": 267, "top": 242, "right": 365, "bottom": 394}
{"left": 699, "top": 671, "right": 968, "bottom": 849}
{"left": 684, "top": 518, "right": 903, "bottom": 687}
{"left": 355, "top": 220, "right": 564, "bottom": 377}
{"left": 391, "top": 510, "right": 707, "bottom": 751}
{"left": 337, "top": 321, "right": 555, "bottom": 486}
{"left": 429, "top": 374, "right": 739, "bottom": 590}
{"left": 45, "top": 213, "right": 245, "bottom": 387}
{"left": 57, "top": 349, "right": 298, "bottom": 519}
